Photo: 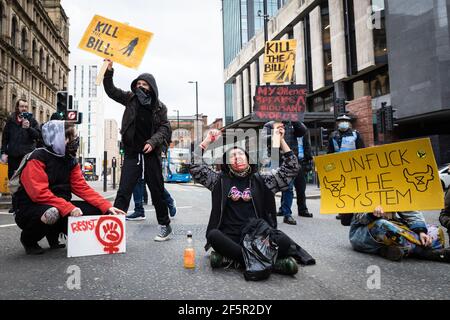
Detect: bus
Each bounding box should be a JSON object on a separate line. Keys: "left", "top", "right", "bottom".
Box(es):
{"left": 162, "top": 148, "right": 192, "bottom": 183}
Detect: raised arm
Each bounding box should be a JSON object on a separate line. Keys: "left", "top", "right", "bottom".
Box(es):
{"left": 189, "top": 130, "right": 222, "bottom": 191}
{"left": 260, "top": 127, "right": 299, "bottom": 193}
{"left": 102, "top": 59, "right": 131, "bottom": 106}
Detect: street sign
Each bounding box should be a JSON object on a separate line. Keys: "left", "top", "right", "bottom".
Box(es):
{"left": 66, "top": 110, "right": 78, "bottom": 122}
{"left": 67, "top": 215, "right": 126, "bottom": 258}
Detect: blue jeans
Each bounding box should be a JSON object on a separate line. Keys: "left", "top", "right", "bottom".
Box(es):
{"left": 132, "top": 178, "right": 145, "bottom": 214}
{"left": 133, "top": 179, "right": 175, "bottom": 215}
{"left": 280, "top": 180, "right": 295, "bottom": 217}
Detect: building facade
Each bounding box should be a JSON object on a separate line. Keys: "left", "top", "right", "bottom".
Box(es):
{"left": 168, "top": 114, "right": 208, "bottom": 149}
{"left": 69, "top": 62, "right": 105, "bottom": 176}
{"left": 0, "top": 0, "right": 69, "bottom": 134}
{"left": 222, "top": 0, "right": 450, "bottom": 164}
{"left": 104, "top": 118, "right": 120, "bottom": 170}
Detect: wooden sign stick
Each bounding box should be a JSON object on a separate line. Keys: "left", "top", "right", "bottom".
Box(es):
{"left": 96, "top": 60, "right": 109, "bottom": 86}
{"left": 272, "top": 122, "right": 282, "bottom": 148}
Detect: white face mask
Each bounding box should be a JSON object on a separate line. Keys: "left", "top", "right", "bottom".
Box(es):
{"left": 338, "top": 121, "right": 350, "bottom": 131}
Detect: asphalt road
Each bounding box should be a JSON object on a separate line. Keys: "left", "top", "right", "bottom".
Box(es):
{"left": 0, "top": 183, "right": 449, "bottom": 300}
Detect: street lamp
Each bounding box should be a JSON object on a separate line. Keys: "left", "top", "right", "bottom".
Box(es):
{"left": 173, "top": 109, "right": 180, "bottom": 146}
{"left": 188, "top": 81, "right": 199, "bottom": 144}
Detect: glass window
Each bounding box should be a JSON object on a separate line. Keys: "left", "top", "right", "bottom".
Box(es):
{"left": 372, "top": 0, "right": 387, "bottom": 63}
{"left": 11, "top": 17, "right": 18, "bottom": 47}
{"left": 321, "top": 5, "right": 332, "bottom": 85}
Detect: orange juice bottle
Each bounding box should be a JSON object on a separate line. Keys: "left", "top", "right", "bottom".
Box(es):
{"left": 184, "top": 231, "right": 195, "bottom": 269}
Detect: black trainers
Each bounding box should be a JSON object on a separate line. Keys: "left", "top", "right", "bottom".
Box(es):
{"left": 277, "top": 211, "right": 284, "bottom": 217}
{"left": 283, "top": 216, "right": 297, "bottom": 225}
{"left": 8, "top": 208, "right": 15, "bottom": 214}
{"left": 379, "top": 246, "right": 404, "bottom": 261}
{"left": 273, "top": 257, "right": 298, "bottom": 275}
{"left": 298, "top": 210, "right": 313, "bottom": 218}
{"left": 21, "top": 238, "right": 44, "bottom": 255}
{"left": 154, "top": 224, "right": 172, "bottom": 241}
{"left": 126, "top": 212, "right": 146, "bottom": 221}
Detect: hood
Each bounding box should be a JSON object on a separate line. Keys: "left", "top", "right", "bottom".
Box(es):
{"left": 220, "top": 146, "right": 257, "bottom": 177}
{"left": 42, "top": 120, "right": 66, "bottom": 156}
{"left": 131, "top": 73, "right": 159, "bottom": 103}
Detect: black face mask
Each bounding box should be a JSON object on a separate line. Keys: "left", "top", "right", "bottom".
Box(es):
{"left": 136, "top": 87, "right": 152, "bottom": 106}
{"left": 66, "top": 137, "right": 80, "bottom": 158}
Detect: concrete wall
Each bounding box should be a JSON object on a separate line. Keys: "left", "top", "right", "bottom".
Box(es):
{"left": 354, "top": 0, "right": 375, "bottom": 71}
{"left": 310, "top": 6, "right": 325, "bottom": 91}
{"left": 386, "top": 0, "right": 450, "bottom": 119}
{"left": 329, "top": 0, "right": 347, "bottom": 81}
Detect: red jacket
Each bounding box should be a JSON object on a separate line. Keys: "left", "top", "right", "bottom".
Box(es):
{"left": 21, "top": 159, "right": 112, "bottom": 216}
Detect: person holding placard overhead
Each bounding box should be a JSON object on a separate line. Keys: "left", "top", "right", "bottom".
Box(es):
{"left": 262, "top": 121, "right": 308, "bottom": 225}
{"left": 102, "top": 59, "right": 173, "bottom": 241}
{"left": 13, "top": 120, "right": 125, "bottom": 255}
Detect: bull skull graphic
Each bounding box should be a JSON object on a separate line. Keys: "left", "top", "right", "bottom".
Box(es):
{"left": 323, "top": 175, "right": 346, "bottom": 198}
{"left": 403, "top": 165, "right": 434, "bottom": 192}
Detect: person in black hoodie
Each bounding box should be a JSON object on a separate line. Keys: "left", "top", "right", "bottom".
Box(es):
{"left": 190, "top": 129, "right": 315, "bottom": 276}
{"left": 102, "top": 59, "right": 172, "bottom": 241}
{"left": 1, "top": 99, "right": 40, "bottom": 213}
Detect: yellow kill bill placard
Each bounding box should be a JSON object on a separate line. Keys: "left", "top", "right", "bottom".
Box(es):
{"left": 78, "top": 15, "right": 153, "bottom": 69}
{"left": 314, "top": 138, "right": 445, "bottom": 214}
{"left": 263, "top": 39, "right": 297, "bottom": 84}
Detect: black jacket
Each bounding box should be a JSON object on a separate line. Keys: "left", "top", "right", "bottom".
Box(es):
{"left": 103, "top": 69, "right": 171, "bottom": 154}
{"left": 440, "top": 189, "right": 450, "bottom": 230}
{"left": 1, "top": 114, "right": 40, "bottom": 158}
{"left": 190, "top": 148, "right": 300, "bottom": 251}
{"left": 262, "top": 121, "right": 307, "bottom": 157}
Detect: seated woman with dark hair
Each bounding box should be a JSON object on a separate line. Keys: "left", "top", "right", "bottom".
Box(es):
{"left": 190, "top": 128, "right": 315, "bottom": 276}
{"left": 14, "top": 120, "right": 125, "bottom": 255}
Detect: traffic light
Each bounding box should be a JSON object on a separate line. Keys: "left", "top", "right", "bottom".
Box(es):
{"left": 384, "top": 105, "right": 397, "bottom": 131}
{"left": 376, "top": 107, "right": 385, "bottom": 134}
{"left": 320, "top": 127, "right": 329, "bottom": 147}
{"left": 334, "top": 98, "right": 346, "bottom": 118}
{"left": 119, "top": 142, "right": 124, "bottom": 155}
{"left": 56, "top": 91, "right": 68, "bottom": 118}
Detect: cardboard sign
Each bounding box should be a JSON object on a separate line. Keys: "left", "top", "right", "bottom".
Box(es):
{"left": 67, "top": 215, "right": 126, "bottom": 258}
{"left": 78, "top": 15, "right": 153, "bottom": 69}
{"left": 263, "top": 39, "right": 297, "bottom": 83}
{"left": 315, "top": 138, "right": 445, "bottom": 214}
{"left": 253, "top": 85, "right": 306, "bottom": 122}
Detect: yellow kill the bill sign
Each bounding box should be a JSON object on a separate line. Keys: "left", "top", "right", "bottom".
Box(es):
{"left": 78, "top": 15, "right": 153, "bottom": 69}
{"left": 314, "top": 138, "right": 445, "bottom": 214}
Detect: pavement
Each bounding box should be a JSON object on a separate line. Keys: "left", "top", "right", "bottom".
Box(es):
{"left": 0, "top": 182, "right": 449, "bottom": 300}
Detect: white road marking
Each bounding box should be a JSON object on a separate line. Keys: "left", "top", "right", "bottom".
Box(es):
{"left": 0, "top": 224, "right": 16, "bottom": 228}
{"left": 127, "top": 206, "right": 192, "bottom": 214}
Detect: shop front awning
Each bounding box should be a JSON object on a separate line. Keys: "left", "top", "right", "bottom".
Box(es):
{"left": 221, "top": 112, "right": 336, "bottom": 131}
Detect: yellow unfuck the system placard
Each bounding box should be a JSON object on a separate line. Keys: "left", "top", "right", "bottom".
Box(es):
{"left": 263, "top": 39, "right": 297, "bottom": 84}
{"left": 78, "top": 15, "right": 153, "bottom": 69}
{"left": 314, "top": 138, "right": 445, "bottom": 214}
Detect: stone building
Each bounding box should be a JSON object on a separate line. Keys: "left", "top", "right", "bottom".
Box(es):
{"left": 0, "top": 0, "right": 69, "bottom": 135}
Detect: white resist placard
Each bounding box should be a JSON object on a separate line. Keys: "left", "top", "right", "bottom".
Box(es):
{"left": 67, "top": 215, "right": 126, "bottom": 258}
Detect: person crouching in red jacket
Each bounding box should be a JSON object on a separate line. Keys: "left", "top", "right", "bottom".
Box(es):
{"left": 14, "top": 120, "right": 125, "bottom": 255}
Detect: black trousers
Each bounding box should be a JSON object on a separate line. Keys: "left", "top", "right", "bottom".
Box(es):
{"left": 8, "top": 155, "right": 23, "bottom": 211}
{"left": 294, "top": 166, "right": 308, "bottom": 212}
{"left": 207, "top": 229, "right": 292, "bottom": 265}
{"left": 15, "top": 201, "right": 102, "bottom": 246}
{"left": 114, "top": 153, "right": 170, "bottom": 226}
